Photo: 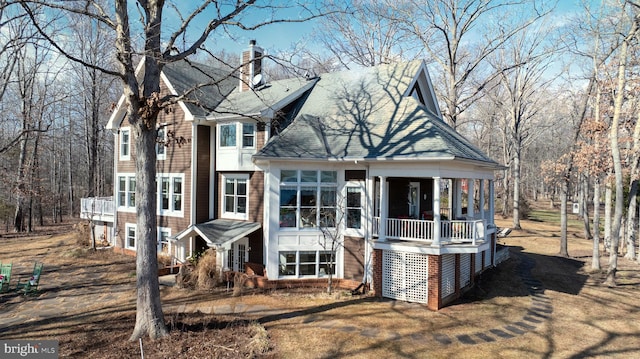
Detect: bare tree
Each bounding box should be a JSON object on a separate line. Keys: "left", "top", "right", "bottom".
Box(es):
{"left": 604, "top": 3, "right": 638, "bottom": 286}
{"left": 385, "top": 0, "right": 554, "bottom": 129}
{"left": 8, "top": 0, "right": 337, "bottom": 340}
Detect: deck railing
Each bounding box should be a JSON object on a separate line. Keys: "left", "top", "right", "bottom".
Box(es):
{"left": 80, "top": 197, "right": 115, "bottom": 220}
{"left": 373, "top": 217, "right": 485, "bottom": 245}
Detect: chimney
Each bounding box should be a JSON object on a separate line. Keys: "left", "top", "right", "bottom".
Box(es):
{"left": 240, "top": 39, "right": 263, "bottom": 92}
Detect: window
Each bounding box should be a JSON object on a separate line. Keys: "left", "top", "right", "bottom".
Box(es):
{"left": 117, "top": 175, "right": 136, "bottom": 209}
{"left": 120, "top": 128, "right": 131, "bottom": 160}
{"left": 242, "top": 123, "right": 255, "bottom": 148}
{"left": 346, "top": 186, "right": 362, "bottom": 229}
{"left": 156, "top": 126, "right": 166, "bottom": 160}
{"left": 157, "top": 174, "right": 183, "bottom": 215}
{"left": 222, "top": 175, "right": 248, "bottom": 219}
{"left": 158, "top": 228, "right": 170, "bottom": 254}
{"left": 278, "top": 250, "right": 336, "bottom": 277}
{"left": 125, "top": 224, "right": 136, "bottom": 249}
{"left": 279, "top": 170, "right": 337, "bottom": 229}
{"left": 220, "top": 123, "right": 236, "bottom": 147}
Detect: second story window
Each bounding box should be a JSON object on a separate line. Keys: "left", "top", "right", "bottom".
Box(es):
{"left": 158, "top": 174, "right": 183, "bottom": 215}
{"left": 222, "top": 174, "right": 248, "bottom": 219}
{"left": 242, "top": 123, "right": 255, "bottom": 148}
{"left": 156, "top": 126, "right": 166, "bottom": 160}
{"left": 117, "top": 175, "right": 136, "bottom": 210}
{"left": 120, "top": 128, "right": 131, "bottom": 160}
{"left": 220, "top": 123, "right": 236, "bottom": 147}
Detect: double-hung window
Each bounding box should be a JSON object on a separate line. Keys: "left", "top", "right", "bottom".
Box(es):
{"left": 346, "top": 186, "right": 363, "bottom": 229}
{"left": 222, "top": 174, "right": 248, "bottom": 219}
{"left": 158, "top": 227, "right": 170, "bottom": 254}
{"left": 156, "top": 126, "right": 167, "bottom": 160}
{"left": 125, "top": 223, "right": 136, "bottom": 249}
{"left": 117, "top": 175, "right": 136, "bottom": 209}
{"left": 120, "top": 128, "right": 131, "bottom": 160}
{"left": 157, "top": 174, "right": 183, "bottom": 215}
{"left": 242, "top": 123, "right": 255, "bottom": 148}
{"left": 279, "top": 170, "right": 337, "bottom": 229}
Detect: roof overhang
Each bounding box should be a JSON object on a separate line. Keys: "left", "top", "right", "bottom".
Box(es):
{"left": 171, "top": 219, "right": 261, "bottom": 248}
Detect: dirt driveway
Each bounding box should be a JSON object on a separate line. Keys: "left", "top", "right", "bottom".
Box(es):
{"left": 1, "top": 220, "right": 640, "bottom": 358}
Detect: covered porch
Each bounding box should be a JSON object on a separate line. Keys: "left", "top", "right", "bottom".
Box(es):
{"left": 370, "top": 175, "right": 496, "bottom": 249}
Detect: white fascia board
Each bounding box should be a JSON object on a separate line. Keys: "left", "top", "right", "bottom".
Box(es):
{"left": 105, "top": 94, "right": 127, "bottom": 131}
{"left": 159, "top": 71, "right": 195, "bottom": 123}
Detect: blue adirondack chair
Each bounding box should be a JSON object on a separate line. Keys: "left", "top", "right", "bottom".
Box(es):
{"left": 0, "top": 263, "right": 12, "bottom": 292}
{"left": 16, "top": 262, "right": 43, "bottom": 295}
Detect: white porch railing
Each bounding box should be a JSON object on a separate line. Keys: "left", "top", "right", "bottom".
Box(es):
{"left": 80, "top": 197, "right": 115, "bottom": 221}
{"left": 373, "top": 217, "right": 485, "bottom": 245}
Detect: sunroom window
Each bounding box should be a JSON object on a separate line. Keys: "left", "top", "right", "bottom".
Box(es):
{"left": 278, "top": 170, "right": 337, "bottom": 229}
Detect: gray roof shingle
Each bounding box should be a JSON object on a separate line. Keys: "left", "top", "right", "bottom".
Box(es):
{"left": 162, "top": 60, "right": 236, "bottom": 117}
{"left": 256, "top": 61, "right": 498, "bottom": 166}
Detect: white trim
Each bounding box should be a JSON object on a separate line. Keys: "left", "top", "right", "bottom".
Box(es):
{"left": 157, "top": 173, "right": 185, "bottom": 217}
{"left": 125, "top": 223, "right": 137, "bottom": 250}
{"left": 119, "top": 127, "right": 131, "bottom": 161}
{"left": 156, "top": 124, "right": 167, "bottom": 161}
{"left": 116, "top": 173, "right": 136, "bottom": 213}
{"left": 191, "top": 123, "right": 198, "bottom": 225}
{"left": 157, "top": 227, "right": 171, "bottom": 254}
{"left": 160, "top": 71, "right": 194, "bottom": 122}
{"left": 221, "top": 173, "right": 250, "bottom": 220}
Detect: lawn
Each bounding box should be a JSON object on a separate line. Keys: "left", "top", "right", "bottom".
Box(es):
{"left": 1, "top": 209, "right": 639, "bottom": 358}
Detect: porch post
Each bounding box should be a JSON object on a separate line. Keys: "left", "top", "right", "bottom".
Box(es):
{"left": 379, "top": 176, "right": 387, "bottom": 242}
{"left": 489, "top": 180, "right": 495, "bottom": 227}
{"left": 467, "top": 179, "right": 475, "bottom": 218}
{"left": 364, "top": 175, "right": 375, "bottom": 284}
{"left": 479, "top": 179, "right": 485, "bottom": 221}
{"left": 454, "top": 179, "right": 463, "bottom": 219}
{"left": 432, "top": 177, "right": 441, "bottom": 247}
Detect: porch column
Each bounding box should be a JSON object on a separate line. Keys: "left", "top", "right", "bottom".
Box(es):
{"left": 364, "top": 175, "right": 375, "bottom": 284}
{"left": 379, "top": 176, "right": 387, "bottom": 242}
{"left": 432, "top": 177, "right": 441, "bottom": 247}
{"left": 454, "top": 179, "right": 463, "bottom": 219}
{"left": 489, "top": 180, "right": 495, "bottom": 227}
{"left": 467, "top": 179, "right": 475, "bottom": 218}
{"left": 479, "top": 179, "right": 485, "bottom": 221}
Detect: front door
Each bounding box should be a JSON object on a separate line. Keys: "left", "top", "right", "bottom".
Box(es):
{"left": 409, "top": 182, "right": 420, "bottom": 219}
{"left": 226, "top": 238, "right": 249, "bottom": 272}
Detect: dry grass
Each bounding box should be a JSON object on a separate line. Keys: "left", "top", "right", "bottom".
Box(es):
{"left": 1, "top": 211, "right": 640, "bottom": 358}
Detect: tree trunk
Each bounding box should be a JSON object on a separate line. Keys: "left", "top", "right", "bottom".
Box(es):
{"left": 581, "top": 174, "right": 592, "bottom": 239}
{"left": 560, "top": 178, "right": 569, "bottom": 257}
{"left": 592, "top": 178, "right": 601, "bottom": 270}
{"left": 604, "top": 18, "right": 636, "bottom": 287}
{"left": 604, "top": 179, "right": 612, "bottom": 253}
{"left": 129, "top": 121, "right": 167, "bottom": 340}
{"left": 512, "top": 147, "right": 522, "bottom": 229}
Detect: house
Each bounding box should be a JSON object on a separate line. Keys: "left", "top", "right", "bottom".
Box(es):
{"left": 93, "top": 41, "right": 501, "bottom": 310}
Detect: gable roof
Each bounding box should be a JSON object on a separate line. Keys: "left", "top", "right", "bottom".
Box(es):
{"left": 254, "top": 61, "right": 498, "bottom": 166}
{"left": 161, "top": 60, "right": 236, "bottom": 118}
{"left": 105, "top": 59, "right": 236, "bottom": 130}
